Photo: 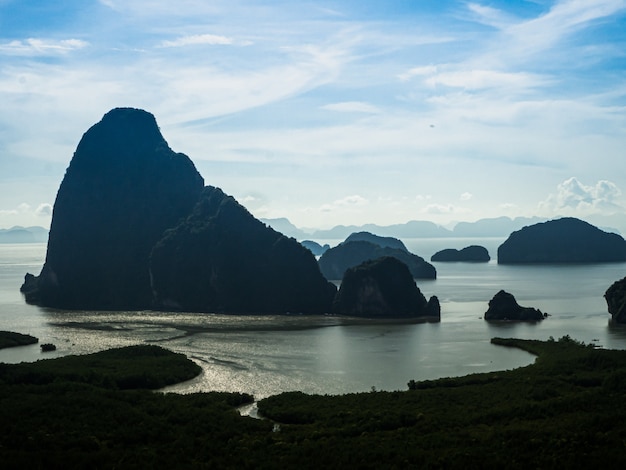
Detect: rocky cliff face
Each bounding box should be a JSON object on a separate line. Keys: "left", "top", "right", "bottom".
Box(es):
{"left": 605, "top": 277, "right": 626, "bottom": 324}
{"left": 484, "top": 290, "right": 546, "bottom": 321}
{"left": 149, "top": 186, "right": 336, "bottom": 314}
{"left": 23, "top": 108, "right": 204, "bottom": 309}
{"left": 21, "top": 108, "right": 336, "bottom": 314}
{"left": 498, "top": 217, "right": 626, "bottom": 264}
{"left": 332, "top": 256, "right": 440, "bottom": 319}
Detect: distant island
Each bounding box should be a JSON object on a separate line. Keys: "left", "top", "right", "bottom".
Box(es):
{"left": 431, "top": 245, "right": 490, "bottom": 262}
{"left": 0, "top": 226, "right": 48, "bottom": 243}
{"left": 261, "top": 215, "right": 625, "bottom": 240}
{"left": 498, "top": 217, "right": 626, "bottom": 264}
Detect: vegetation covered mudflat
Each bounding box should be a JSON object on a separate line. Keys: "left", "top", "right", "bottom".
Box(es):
{"left": 0, "top": 330, "right": 38, "bottom": 349}
{"left": 1, "top": 336, "right": 626, "bottom": 468}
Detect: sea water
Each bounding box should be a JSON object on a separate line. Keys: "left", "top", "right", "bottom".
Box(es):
{"left": 1, "top": 241, "right": 625, "bottom": 399}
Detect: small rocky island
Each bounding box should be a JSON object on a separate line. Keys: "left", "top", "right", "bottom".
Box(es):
{"left": 318, "top": 232, "right": 436, "bottom": 280}
{"left": 484, "top": 290, "right": 546, "bottom": 322}
{"left": 21, "top": 108, "right": 336, "bottom": 314}
{"left": 431, "top": 245, "right": 490, "bottom": 262}
{"left": 498, "top": 217, "right": 626, "bottom": 264}
{"left": 332, "top": 257, "right": 440, "bottom": 319}
{"left": 605, "top": 277, "right": 626, "bottom": 324}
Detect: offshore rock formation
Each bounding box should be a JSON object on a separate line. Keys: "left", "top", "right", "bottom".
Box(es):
{"left": 484, "top": 290, "right": 546, "bottom": 322}
{"left": 498, "top": 217, "right": 626, "bottom": 264}
{"left": 605, "top": 277, "right": 626, "bottom": 324}
{"left": 431, "top": 245, "right": 490, "bottom": 262}
{"left": 150, "top": 186, "right": 336, "bottom": 314}
{"left": 21, "top": 108, "right": 336, "bottom": 314}
{"left": 332, "top": 257, "right": 440, "bottom": 319}
{"left": 318, "top": 237, "right": 436, "bottom": 281}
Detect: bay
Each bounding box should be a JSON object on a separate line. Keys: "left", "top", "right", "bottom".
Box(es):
{"left": 1, "top": 240, "right": 625, "bottom": 399}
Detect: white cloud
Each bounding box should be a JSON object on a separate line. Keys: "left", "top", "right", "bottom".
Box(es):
{"left": 319, "top": 195, "right": 369, "bottom": 213}
{"left": 0, "top": 38, "right": 89, "bottom": 56}
{"left": 422, "top": 204, "right": 455, "bottom": 215}
{"left": 460, "top": 192, "right": 473, "bottom": 201}
{"left": 539, "top": 177, "right": 624, "bottom": 215}
{"left": 424, "top": 69, "right": 549, "bottom": 91}
{"left": 466, "top": 3, "right": 515, "bottom": 29}
{"left": 321, "top": 101, "right": 380, "bottom": 114}
{"left": 35, "top": 203, "right": 53, "bottom": 217}
{"left": 160, "top": 34, "right": 251, "bottom": 48}
{"left": 398, "top": 65, "right": 438, "bottom": 82}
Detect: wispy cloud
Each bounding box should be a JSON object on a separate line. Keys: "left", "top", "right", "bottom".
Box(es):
{"left": 321, "top": 101, "right": 380, "bottom": 114}
{"left": 160, "top": 34, "right": 252, "bottom": 48}
{"left": 0, "top": 38, "right": 89, "bottom": 56}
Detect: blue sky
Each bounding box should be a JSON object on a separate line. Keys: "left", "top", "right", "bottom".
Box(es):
{"left": 1, "top": 0, "right": 626, "bottom": 232}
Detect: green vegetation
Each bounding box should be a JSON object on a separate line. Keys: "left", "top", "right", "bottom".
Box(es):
{"left": 1, "top": 336, "right": 626, "bottom": 468}
{"left": 0, "top": 330, "right": 38, "bottom": 349}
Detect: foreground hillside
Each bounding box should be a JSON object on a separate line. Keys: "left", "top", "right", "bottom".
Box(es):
{"left": 1, "top": 336, "right": 626, "bottom": 468}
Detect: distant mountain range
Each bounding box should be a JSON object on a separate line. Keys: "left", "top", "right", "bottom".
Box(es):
{"left": 0, "top": 226, "right": 49, "bottom": 243}
{"left": 262, "top": 215, "right": 625, "bottom": 240}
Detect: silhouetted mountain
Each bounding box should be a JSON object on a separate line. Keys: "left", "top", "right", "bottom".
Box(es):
{"left": 21, "top": 108, "right": 335, "bottom": 314}
{"left": 332, "top": 256, "right": 440, "bottom": 319}
{"left": 0, "top": 226, "right": 48, "bottom": 243}
{"left": 431, "top": 245, "right": 490, "bottom": 262}
{"left": 311, "top": 220, "right": 451, "bottom": 239}
{"left": 344, "top": 232, "right": 408, "bottom": 251}
{"left": 260, "top": 218, "right": 309, "bottom": 239}
{"left": 150, "top": 187, "right": 336, "bottom": 314}
{"left": 498, "top": 217, "right": 626, "bottom": 264}
{"left": 318, "top": 234, "right": 436, "bottom": 280}
{"left": 300, "top": 240, "right": 330, "bottom": 256}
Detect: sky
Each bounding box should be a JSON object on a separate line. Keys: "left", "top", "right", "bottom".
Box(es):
{"left": 1, "top": 0, "right": 626, "bottom": 232}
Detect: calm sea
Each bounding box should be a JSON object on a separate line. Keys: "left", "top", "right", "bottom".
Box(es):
{"left": 1, "top": 239, "right": 626, "bottom": 399}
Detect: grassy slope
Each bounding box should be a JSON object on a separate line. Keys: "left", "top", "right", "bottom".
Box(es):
{"left": 1, "top": 337, "right": 625, "bottom": 468}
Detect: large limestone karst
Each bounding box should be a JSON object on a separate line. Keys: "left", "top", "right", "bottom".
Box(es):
{"left": 22, "top": 108, "right": 205, "bottom": 309}
{"left": 21, "top": 107, "right": 336, "bottom": 314}
{"left": 332, "top": 256, "right": 440, "bottom": 319}
{"left": 497, "top": 217, "right": 626, "bottom": 264}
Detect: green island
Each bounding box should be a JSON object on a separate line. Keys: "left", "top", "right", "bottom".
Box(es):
{"left": 1, "top": 333, "right": 626, "bottom": 468}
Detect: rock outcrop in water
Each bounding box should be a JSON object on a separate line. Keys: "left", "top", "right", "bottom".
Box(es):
{"left": 318, "top": 234, "right": 436, "bottom": 280}
{"left": 332, "top": 257, "right": 440, "bottom": 319}
{"left": 484, "top": 290, "right": 546, "bottom": 322}
{"left": 497, "top": 217, "right": 626, "bottom": 264}
{"left": 21, "top": 108, "right": 336, "bottom": 314}
{"left": 431, "top": 245, "right": 490, "bottom": 262}
{"left": 605, "top": 277, "right": 626, "bottom": 324}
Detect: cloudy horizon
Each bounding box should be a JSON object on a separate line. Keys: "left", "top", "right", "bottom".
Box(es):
{"left": 1, "top": 1, "right": 625, "bottom": 232}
